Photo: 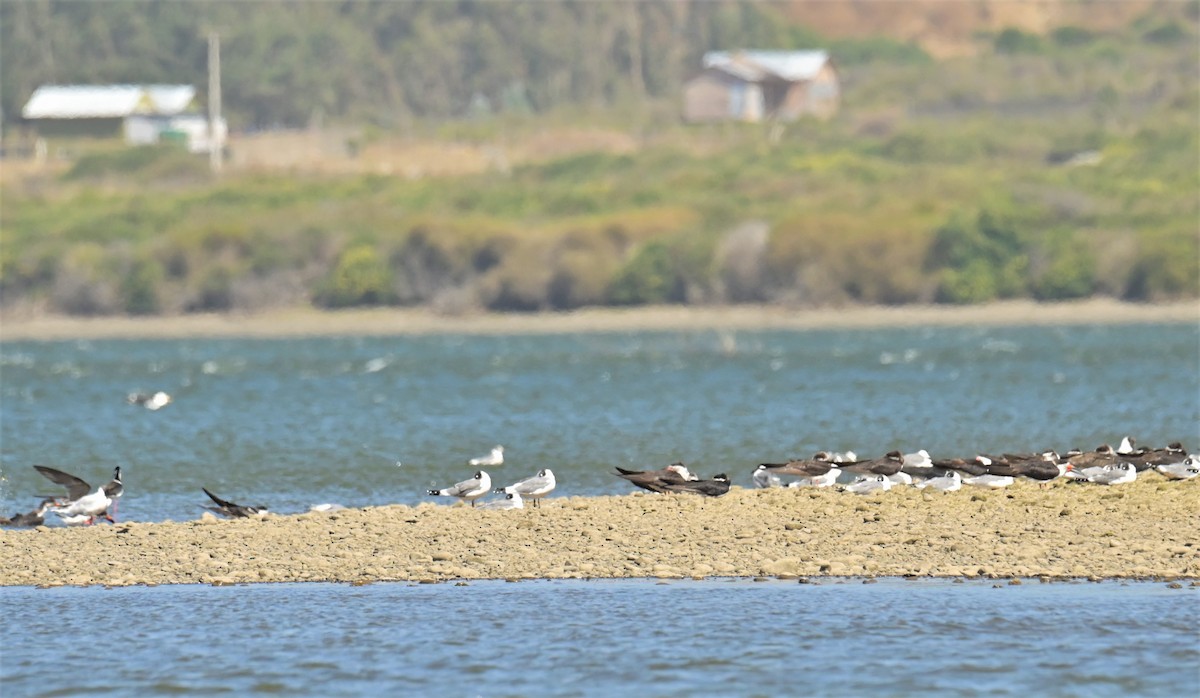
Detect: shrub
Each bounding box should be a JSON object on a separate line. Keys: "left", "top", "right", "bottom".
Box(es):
{"left": 316, "top": 244, "right": 393, "bottom": 307}
{"left": 607, "top": 241, "right": 681, "bottom": 305}
{"left": 994, "top": 27, "right": 1044, "bottom": 54}
{"left": 120, "top": 258, "right": 164, "bottom": 315}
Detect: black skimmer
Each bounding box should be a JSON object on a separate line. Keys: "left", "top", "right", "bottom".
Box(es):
{"left": 978, "top": 453, "right": 1068, "bottom": 486}
{"left": 202, "top": 488, "right": 269, "bottom": 518}
{"left": 840, "top": 451, "right": 905, "bottom": 477}
{"left": 659, "top": 473, "right": 731, "bottom": 497}
{"left": 0, "top": 498, "right": 57, "bottom": 527}
{"left": 930, "top": 457, "right": 991, "bottom": 477}
{"left": 469, "top": 446, "right": 504, "bottom": 467}
{"left": 1120, "top": 442, "right": 1188, "bottom": 472}
{"left": 760, "top": 452, "right": 838, "bottom": 479}
{"left": 494, "top": 469, "right": 555, "bottom": 507}
{"left": 613, "top": 463, "right": 698, "bottom": 493}
{"left": 1064, "top": 445, "right": 1120, "bottom": 471}
{"left": 478, "top": 492, "right": 524, "bottom": 510}
{"left": 428, "top": 470, "right": 491, "bottom": 507}
{"left": 127, "top": 391, "right": 172, "bottom": 410}
{"left": 34, "top": 465, "right": 121, "bottom": 524}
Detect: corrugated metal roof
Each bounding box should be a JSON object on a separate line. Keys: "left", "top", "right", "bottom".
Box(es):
{"left": 22, "top": 84, "right": 196, "bottom": 119}
{"left": 704, "top": 50, "right": 830, "bottom": 82}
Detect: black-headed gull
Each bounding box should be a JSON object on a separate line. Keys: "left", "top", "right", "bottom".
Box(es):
{"left": 916, "top": 470, "right": 962, "bottom": 492}
{"left": 479, "top": 492, "right": 524, "bottom": 510}
{"left": 961, "top": 474, "right": 1015, "bottom": 489}
{"left": 788, "top": 467, "right": 841, "bottom": 488}
{"left": 1155, "top": 456, "right": 1199, "bottom": 480}
{"left": 428, "top": 470, "right": 491, "bottom": 507}
{"left": 495, "top": 469, "right": 555, "bottom": 507}
{"left": 35, "top": 465, "right": 121, "bottom": 524}
{"left": 845, "top": 474, "right": 893, "bottom": 495}
{"left": 752, "top": 464, "right": 782, "bottom": 488}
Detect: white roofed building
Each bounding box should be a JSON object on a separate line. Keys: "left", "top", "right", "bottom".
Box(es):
{"left": 21, "top": 84, "right": 224, "bottom": 153}
{"left": 683, "top": 50, "right": 839, "bottom": 123}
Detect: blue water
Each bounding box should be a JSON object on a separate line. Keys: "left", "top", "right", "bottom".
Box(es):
{"left": 1, "top": 324, "right": 1197, "bottom": 521}
{"left": 1, "top": 578, "right": 1197, "bottom": 697}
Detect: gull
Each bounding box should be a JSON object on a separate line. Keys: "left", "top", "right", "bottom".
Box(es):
{"left": 0, "top": 498, "right": 58, "bottom": 527}
{"left": 845, "top": 475, "right": 893, "bottom": 495}
{"left": 1071, "top": 462, "right": 1136, "bottom": 486}
{"left": 128, "top": 391, "right": 172, "bottom": 410}
{"left": 1117, "top": 436, "right": 1137, "bottom": 455}
{"left": 887, "top": 472, "right": 914, "bottom": 486}
{"left": 752, "top": 464, "right": 782, "bottom": 488}
{"left": 1155, "top": 456, "right": 1199, "bottom": 480}
{"left": 901, "top": 449, "right": 935, "bottom": 476}
{"left": 660, "top": 474, "right": 731, "bottom": 497}
{"left": 614, "top": 463, "right": 698, "bottom": 493}
{"left": 57, "top": 512, "right": 97, "bottom": 526}
{"left": 428, "top": 470, "right": 491, "bottom": 507}
{"left": 916, "top": 470, "right": 962, "bottom": 492}
{"left": 310, "top": 503, "right": 347, "bottom": 513}
{"left": 35, "top": 465, "right": 122, "bottom": 524}
{"left": 495, "top": 469, "right": 555, "bottom": 507}
{"left": 788, "top": 467, "right": 841, "bottom": 488}
{"left": 469, "top": 446, "right": 504, "bottom": 467}
{"left": 202, "top": 488, "right": 269, "bottom": 518}
{"left": 479, "top": 492, "right": 524, "bottom": 510}
{"left": 961, "top": 474, "right": 1015, "bottom": 489}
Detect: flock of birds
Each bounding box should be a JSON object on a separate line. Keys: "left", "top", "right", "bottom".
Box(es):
{"left": 2, "top": 436, "right": 1195, "bottom": 526}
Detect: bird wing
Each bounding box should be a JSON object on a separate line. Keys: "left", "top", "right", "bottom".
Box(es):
{"left": 33, "top": 465, "right": 92, "bottom": 501}
{"left": 203, "top": 488, "right": 238, "bottom": 509}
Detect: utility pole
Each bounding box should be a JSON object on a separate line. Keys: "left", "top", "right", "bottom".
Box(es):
{"left": 208, "top": 31, "right": 223, "bottom": 174}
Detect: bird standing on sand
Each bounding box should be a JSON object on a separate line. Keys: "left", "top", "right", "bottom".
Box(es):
{"left": 202, "top": 488, "right": 269, "bottom": 518}
{"left": 495, "top": 469, "right": 555, "bottom": 507}
{"left": 428, "top": 470, "right": 491, "bottom": 507}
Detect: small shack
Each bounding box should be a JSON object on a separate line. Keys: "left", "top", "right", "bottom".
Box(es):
{"left": 683, "top": 50, "right": 839, "bottom": 123}
{"left": 21, "top": 84, "right": 224, "bottom": 153}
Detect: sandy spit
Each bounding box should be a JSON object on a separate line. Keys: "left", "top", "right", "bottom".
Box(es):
{"left": 1, "top": 299, "right": 1197, "bottom": 342}
{"left": 3, "top": 477, "right": 1196, "bottom": 587}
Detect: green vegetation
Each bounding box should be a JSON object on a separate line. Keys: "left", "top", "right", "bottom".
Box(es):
{"left": 1, "top": 7, "right": 1196, "bottom": 315}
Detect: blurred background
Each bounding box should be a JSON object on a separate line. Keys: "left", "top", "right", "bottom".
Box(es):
{"left": 1, "top": 0, "right": 1197, "bottom": 318}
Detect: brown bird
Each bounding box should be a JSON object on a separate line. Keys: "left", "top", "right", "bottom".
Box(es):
{"left": 614, "top": 463, "right": 698, "bottom": 493}
{"left": 1120, "top": 442, "right": 1188, "bottom": 472}
{"left": 1064, "top": 445, "right": 1120, "bottom": 471}
{"left": 759, "top": 452, "right": 838, "bottom": 478}
{"left": 202, "top": 488, "right": 269, "bottom": 519}
{"left": 0, "top": 498, "right": 58, "bottom": 527}
{"left": 660, "top": 473, "right": 731, "bottom": 497}
{"left": 840, "top": 451, "right": 905, "bottom": 477}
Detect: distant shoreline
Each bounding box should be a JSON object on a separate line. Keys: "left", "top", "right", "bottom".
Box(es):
{"left": 1, "top": 299, "right": 1196, "bottom": 342}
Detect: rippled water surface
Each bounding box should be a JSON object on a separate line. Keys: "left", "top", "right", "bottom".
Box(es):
{"left": 1, "top": 324, "right": 1197, "bottom": 520}
{"left": 2, "top": 578, "right": 1197, "bottom": 697}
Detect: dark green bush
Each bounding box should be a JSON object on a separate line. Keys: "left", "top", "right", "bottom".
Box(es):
{"left": 607, "top": 241, "right": 682, "bottom": 305}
